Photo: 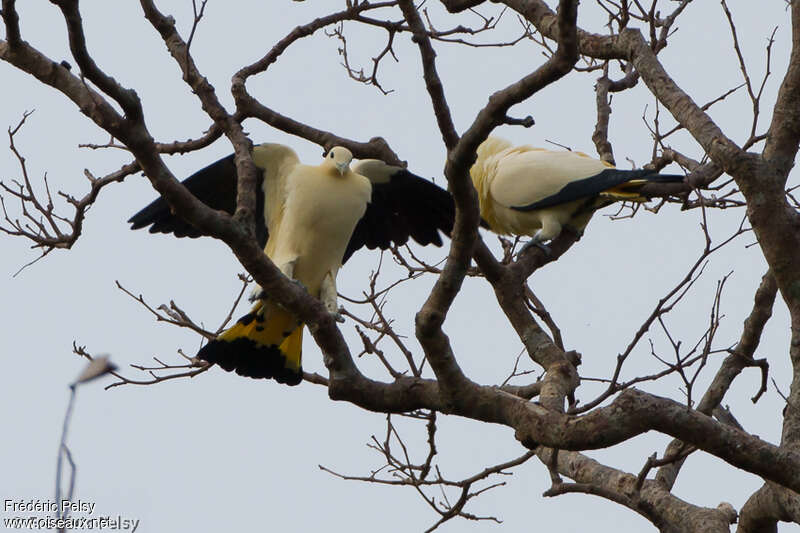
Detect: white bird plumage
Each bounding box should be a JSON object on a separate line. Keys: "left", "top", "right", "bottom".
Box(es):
{"left": 471, "top": 136, "right": 683, "bottom": 246}
{"left": 129, "top": 142, "right": 457, "bottom": 384}
{"left": 196, "top": 144, "right": 371, "bottom": 384}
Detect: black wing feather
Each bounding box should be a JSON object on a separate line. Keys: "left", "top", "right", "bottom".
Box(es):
{"left": 128, "top": 154, "right": 268, "bottom": 248}
{"left": 343, "top": 169, "right": 455, "bottom": 263}
{"left": 512, "top": 168, "right": 684, "bottom": 212}
{"left": 130, "top": 155, "right": 468, "bottom": 263}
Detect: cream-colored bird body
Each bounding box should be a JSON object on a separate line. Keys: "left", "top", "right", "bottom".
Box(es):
{"left": 261, "top": 144, "right": 372, "bottom": 302}
{"left": 195, "top": 144, "right": 371, "bottom": 384}
{"left": 130, "top": 141, "right": 460, "bottom": 384}
{"left": 471, "top": 137, "right": 616, "bottom": 241}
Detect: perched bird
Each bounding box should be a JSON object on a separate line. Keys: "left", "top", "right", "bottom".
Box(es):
{"left": 129, "top": 143, "right": 456, "bottom": 385}
{"left": 471, "top": 137, "right": 683, "bottom": 250}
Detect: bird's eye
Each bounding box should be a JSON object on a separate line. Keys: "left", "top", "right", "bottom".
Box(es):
{"left": 330, "top": 152, "right": 334, "bottom": 159}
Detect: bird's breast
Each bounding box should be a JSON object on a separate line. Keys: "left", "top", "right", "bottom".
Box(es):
{"left": 269, "top": 172, "right": 370, "bottom": 294}
{"left": 289, "top": 173, "right": 369, "bottom": 231}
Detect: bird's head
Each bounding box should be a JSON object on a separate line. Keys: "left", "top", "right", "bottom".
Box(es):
{"left": 324, "top": 146, "right": 353, "bottom": 176}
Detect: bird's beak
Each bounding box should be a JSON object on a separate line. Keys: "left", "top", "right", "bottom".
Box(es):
{"left": 335, "top": 162, "right": 348, "bottom": 175}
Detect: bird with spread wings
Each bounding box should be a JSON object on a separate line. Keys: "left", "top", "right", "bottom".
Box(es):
{"left": 129, "top": 143, "right": 456, "bottom": 385}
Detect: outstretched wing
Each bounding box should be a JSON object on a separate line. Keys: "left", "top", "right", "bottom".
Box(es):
{"left": 128, "top": 154, "right": 244, "bottom": 238}
{"left": 130, "top": 150, "right": 460, "bottom": 264}
{"left": 128, "top": 144, "right": 302, "bottom": 249}
{"left": 344, "top": 160, "right": 456, "bottom": 263}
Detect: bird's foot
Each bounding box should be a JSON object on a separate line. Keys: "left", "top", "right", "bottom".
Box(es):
{"left": 515, "top": 238, "right": 551, "bottom": 260}
{"left": 248, "top": 285, "right": 266, "bottom": 303}
{"left": 324, "top": 301, "right": 345, "bottom": 323}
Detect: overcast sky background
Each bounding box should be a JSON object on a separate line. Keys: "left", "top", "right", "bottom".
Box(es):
{"left": 1, "top": 1, "right": 797, "bottom": 531}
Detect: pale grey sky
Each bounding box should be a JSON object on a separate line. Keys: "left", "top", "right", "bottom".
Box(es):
{"left": 1, "top": 1, "right": 796, "bottom": 532}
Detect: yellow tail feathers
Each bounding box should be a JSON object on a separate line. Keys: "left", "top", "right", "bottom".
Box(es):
{"left": 217, "top": 301, "right": 303, "bottom": 371}
{"left": 598, "top": 188, "right": 648, "bottom": 203}
{"left": 197, "top": 300, "right": 304, "bottom": 385}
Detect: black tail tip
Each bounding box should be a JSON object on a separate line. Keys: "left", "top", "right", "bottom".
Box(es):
{"left": 647, "top": 173, "right": 685, "bottom": 183}
{"left": 197, "top": 338, "right": 302, "bottom": 386}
